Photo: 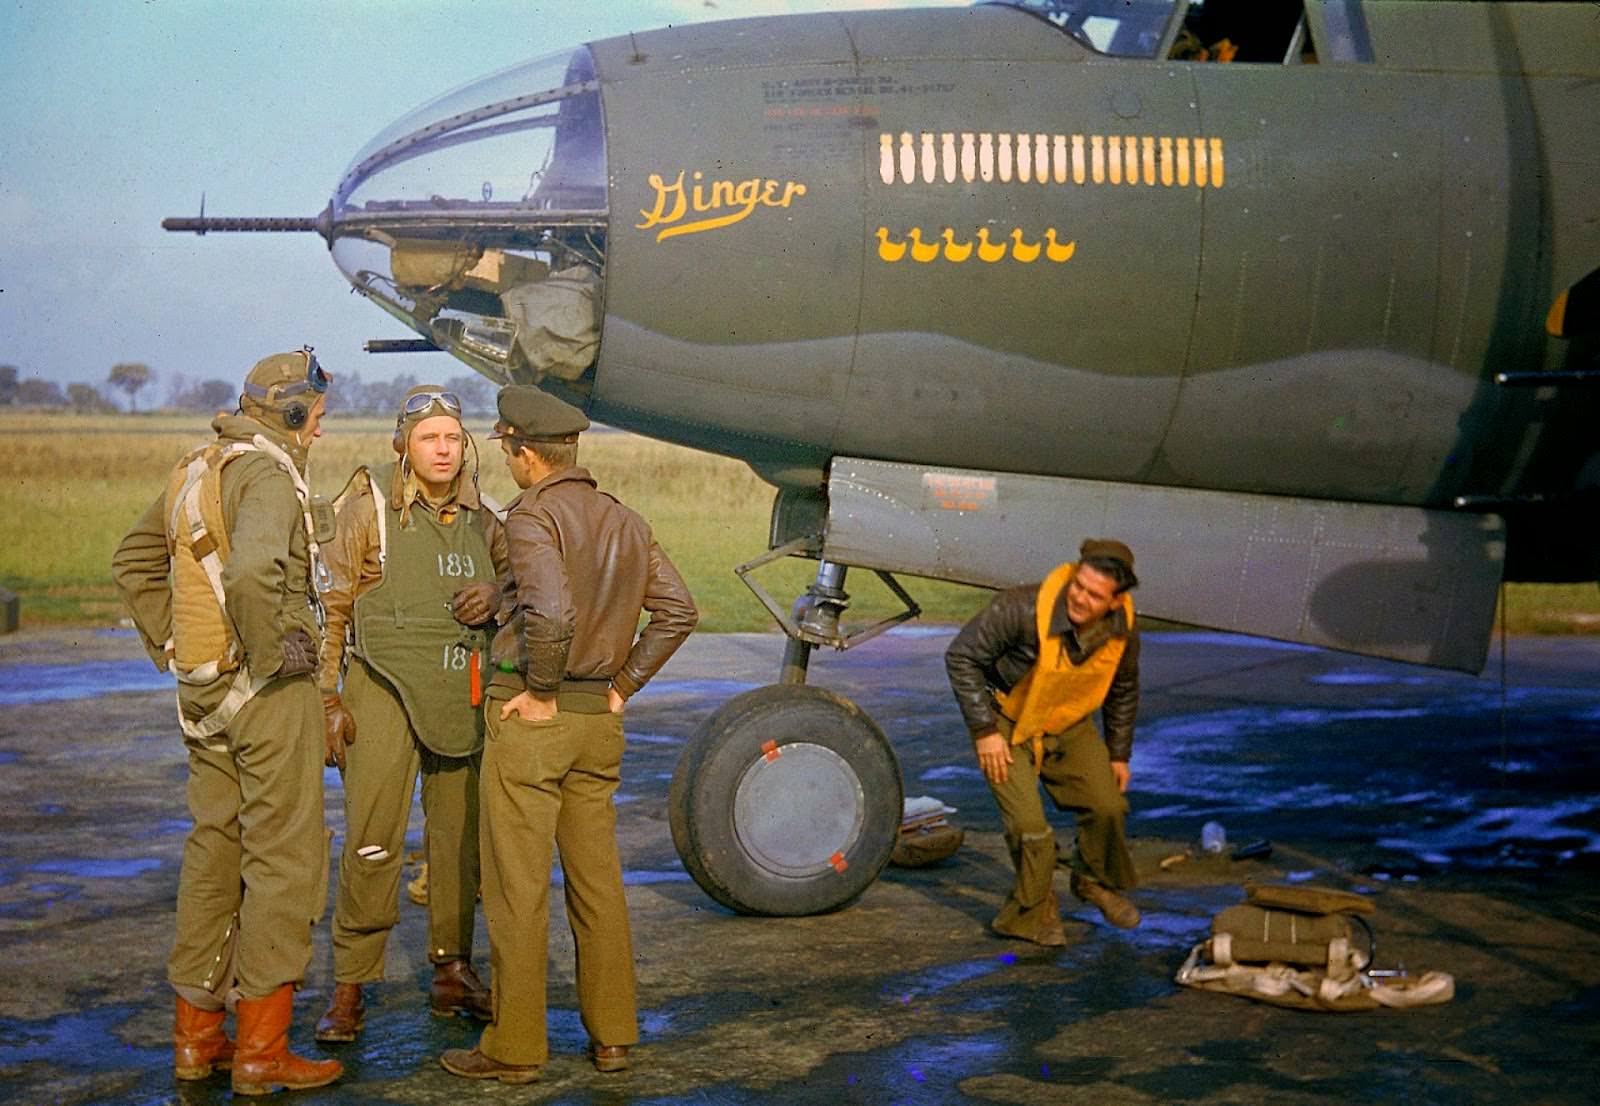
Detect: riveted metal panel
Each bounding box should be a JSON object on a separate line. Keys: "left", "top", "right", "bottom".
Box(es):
{"left": 823, "top": 457, "right": 1504, "bottom": 671}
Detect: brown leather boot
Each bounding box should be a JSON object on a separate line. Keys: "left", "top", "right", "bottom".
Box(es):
{"left": 991, "top": 890, "right": 1068, "bottom": 947}
{"left": 231, "top": 985, "right": 343, "bottom": 1096}
{"left": 430, "top": 959, "right": 493, "bottom": 1020}
{"left": 174, "top": 995, "right": 234, "bottom": 1080}
{"left": 314, "top": 982, "right": 365, "bottom": 1043}
{"left": 1071, "top": 872, "right": 1141, "bottom": 929}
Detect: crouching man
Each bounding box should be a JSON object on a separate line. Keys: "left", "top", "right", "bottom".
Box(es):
{"left": 944, "top": 539, "right": 1143, "bottom": 946}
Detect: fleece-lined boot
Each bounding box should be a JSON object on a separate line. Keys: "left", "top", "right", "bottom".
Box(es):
{"left": 231, "top": 984, "right": 342, "bottom": 1096}
{"left": 174, "top": 995, "right": 234, "bottom": 1080}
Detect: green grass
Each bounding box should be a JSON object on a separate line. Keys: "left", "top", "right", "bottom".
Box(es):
{"left": 1, "top": 411, "right": 987, "bottom": 634}
{"left": 4, "top": 410, "right": 1595, "bottom": 639}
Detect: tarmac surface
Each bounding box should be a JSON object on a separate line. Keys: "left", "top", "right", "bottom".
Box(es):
{"left": 1, "top": 624, "right": 1598, "bottom": 1105}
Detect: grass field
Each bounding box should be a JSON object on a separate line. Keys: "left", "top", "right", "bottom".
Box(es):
{"left": 3, "top": 410, "right": 1596, "bottom": 639}
{"left": 0, "top": 410, "right": 990, "bottom": 634}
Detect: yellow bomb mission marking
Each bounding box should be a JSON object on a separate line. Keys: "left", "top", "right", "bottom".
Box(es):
{"left": 879, "top": 132, "right": 1225, "bottom": 188}
{"left": 638, "top": 171, "right": 807, "bottom": 241}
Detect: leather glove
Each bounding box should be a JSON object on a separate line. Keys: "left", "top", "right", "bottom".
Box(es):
{"left": 450, "top": 581, "right": 501, "bottom": 627}
{"left": 322, "top": 690, "right": 356, "bottom": 771}
{"left": 279, "top": 627, "right": 318, "bottom": 677}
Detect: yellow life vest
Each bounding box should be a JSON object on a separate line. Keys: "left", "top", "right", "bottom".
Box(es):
{"left": 996, "top": 561, "right": 1134, "bottom": 761}
{"left": 163, "top": 433, "right": 325, "bottom": 746}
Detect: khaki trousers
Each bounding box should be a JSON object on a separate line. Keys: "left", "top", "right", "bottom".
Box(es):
{"left": 330, "top": 659, "right": 481, "bottom": 982}
{"left": 477, "top": 703, "right": 636, "bottom": 1067}
{"left": 987, "top": 713, "right": 1136, "bottom": 934}
{"left": 169, "top": 675, "right": 326, "bottom": 1003}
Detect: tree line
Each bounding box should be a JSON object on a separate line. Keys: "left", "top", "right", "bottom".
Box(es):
{"left": 0, "top": 363, "right": 498, "bottom": 417}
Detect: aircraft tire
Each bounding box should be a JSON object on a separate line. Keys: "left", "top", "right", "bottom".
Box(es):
{"left": 669, "top": 683, "right": 902, "bottom": 917}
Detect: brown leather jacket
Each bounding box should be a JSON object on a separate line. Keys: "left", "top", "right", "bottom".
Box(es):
{"left": 316, "top": 461, "right": 509, "bottom": 694}
{"left": 490, "top": 466, "right": 697, "bottom": 699}
{"left": 944, "top": 581, "right": 1139, "bottom": 761}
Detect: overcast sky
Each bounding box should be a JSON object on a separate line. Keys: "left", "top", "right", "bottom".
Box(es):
{"left": 0, "top": 0, "right": 966, "bottom": 396}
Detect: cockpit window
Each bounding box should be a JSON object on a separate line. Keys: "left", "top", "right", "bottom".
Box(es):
{"left": 979, "top": 0, "right": 1178, "bottom": 58}
{"left": 334, "top": 46, "right": 604, "bottom": 215}
{"left": 1169, "top": 0, "right": 1313, "bottom": 64}
{"left": 328, "top": 46, "right": 608, "bottom": 389}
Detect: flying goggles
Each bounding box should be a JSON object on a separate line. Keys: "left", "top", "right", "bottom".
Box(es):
{"left": 244, "top": 346, "right": 331, "bottom": 404}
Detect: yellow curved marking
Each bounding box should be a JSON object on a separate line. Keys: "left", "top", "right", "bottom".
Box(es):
{"left": 1010, "top": 229, "right": 1041, "bottom": 263}
{"left": 1209, "top": 137, "right": 1225, "bottom": 188}
{"left": 875, "top": 227, "right": 907, "bottom": 263}
{"left": 1141, "top": 136, "right": 1156, "bottom": 185}
{"left": 976, "top": 227, "right": 1007, "bottom": 263}
{"left": 941, "top": 228, "right": 973, "bottom": 262}
{"left": 1546, "top": 289, "right": 1568, "bottom": 336}
{"left": 1107, "top": 136, "right": 1122, "bottom": 185}
{"left": 908, "top": 227, "right": 940, "bottom": 263}
{"left": 1045, "top": 229, "right": 1076, "bottom": 263}
{"left": 1193, "top": 136, "right": 1208, "bottom": 188}
{"left": 1124, "top": 135, "right": 1139, "bottom": 185}
{"left": 1176, "top": 137, "right": 1191, "bottom": 186}
{"left": 1159, "top": 137, "right": 1174, "bottom": 186}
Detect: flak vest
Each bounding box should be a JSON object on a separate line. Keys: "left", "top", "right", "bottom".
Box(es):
{"left": 349, "top": 463, "right": 495, "bottom": 757}
{"left": 996, "top": 561, "right": 1134, "bottom": 765}
{"left": 164, "top": 434, "right": 327, "bottom": 749}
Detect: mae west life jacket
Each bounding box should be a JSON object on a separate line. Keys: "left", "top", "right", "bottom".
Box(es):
{"left": 996, "top": 561, "right": 1134, "bottom": 762}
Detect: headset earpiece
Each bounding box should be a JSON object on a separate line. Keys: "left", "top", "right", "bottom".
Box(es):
{"left": 283, "top": 401, "right": 308, "bottom": 430}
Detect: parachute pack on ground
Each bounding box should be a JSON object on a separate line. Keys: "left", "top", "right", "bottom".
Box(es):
{"left": 1176, "top": 882, "right": 1454, "bottom": 1012}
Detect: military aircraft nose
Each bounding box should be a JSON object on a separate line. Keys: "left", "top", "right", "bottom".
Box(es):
{"left": 326, "top": 45, "right": 607, "bottom": 389}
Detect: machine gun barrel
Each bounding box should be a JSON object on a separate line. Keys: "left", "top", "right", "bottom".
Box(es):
{"left": 161, "top": 215, "right": 318, "bottom": 234}
{"left": 162, "top": 202, "right": 333, "bottom": 242}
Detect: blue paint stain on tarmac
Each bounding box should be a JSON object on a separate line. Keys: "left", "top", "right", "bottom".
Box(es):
{"left": 30, "top": 858, "right": 163, "bottom": 879}
{"left": 0, "top": 1006, "right": 165, "bottom": 1071}
{"left": 0, "top": 660, "right": 172, "bottom": 704}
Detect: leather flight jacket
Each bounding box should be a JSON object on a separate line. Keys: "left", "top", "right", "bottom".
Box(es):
{"left": 490, "top": 466, "right": 697, "bottom": 703}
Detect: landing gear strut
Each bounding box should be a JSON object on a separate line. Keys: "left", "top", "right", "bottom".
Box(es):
{"left": 668, "top": 544, "right": 920, "bottom": 916}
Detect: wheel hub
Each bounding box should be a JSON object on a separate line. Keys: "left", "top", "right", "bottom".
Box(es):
{"left": 732, "top": 741, "right": 865, "bottom": 878}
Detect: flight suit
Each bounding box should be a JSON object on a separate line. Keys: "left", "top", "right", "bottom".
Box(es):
{"left": 318, "top": 461, "right": 507, "bottom": 984}
{"left": 113, "top": 413, "right": 328, "bottom": 1005}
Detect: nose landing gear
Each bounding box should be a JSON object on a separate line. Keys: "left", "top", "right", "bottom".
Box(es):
{"left": 667, "top": 546, "right": 920, "bottom": 916}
